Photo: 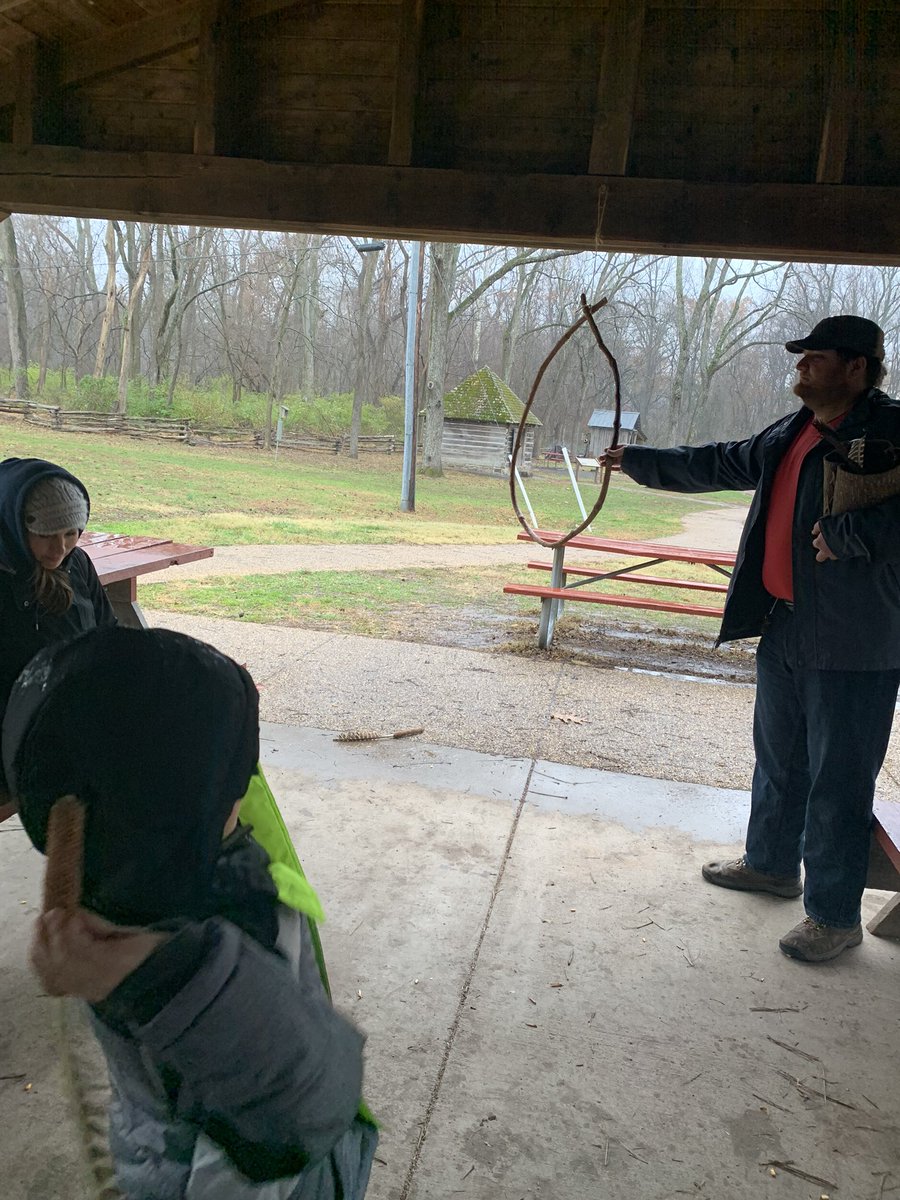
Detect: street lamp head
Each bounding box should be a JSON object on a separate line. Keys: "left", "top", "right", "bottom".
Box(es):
{"left": 352, "top": 240, "right": 386, "bottom": 254}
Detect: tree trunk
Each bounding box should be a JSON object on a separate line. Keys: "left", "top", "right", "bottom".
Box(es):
{"left": 37, "top": 307, "right": 50, "bottom": 393}
{"left": 501, "top": 262, "right": 539, "bottom": 381}
{"left": 421, "top": 242, "right": 461, "bottom": 475}
{"left": 116, "top": 235, "right": 153, "bottom": 415}
{"left": 297, "top": 233, "right": 320, "bottom": 396}
{"left": 348, "top": 251, "right": 379, "bottom": 459}
{"left": 264, "top": 257, "right": 304, "bottom": 450}
{"left": 0, "top": 216, "right": 30, "bottom": 398}
{"left": 94, "top": 221, "right": 118, "bottom": 378}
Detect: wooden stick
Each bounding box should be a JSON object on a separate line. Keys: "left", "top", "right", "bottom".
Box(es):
{"left": 334, "top": 727, "right": 424, "bottom": 743}
{"left": 43, "top": 795, "right": 85, "bottom": 912}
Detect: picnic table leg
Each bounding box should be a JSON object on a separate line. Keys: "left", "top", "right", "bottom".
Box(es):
{"left": 537, "top": 544, "right": 566, "bottom": 649}
{"left": 867, "top": 894, "right": 900, "bottom": 938}
{"left": 104, "top": 579, "right": 150, "bottom": 629}
{"left": 866, "top": 832, "right": 900, "bottom": 938}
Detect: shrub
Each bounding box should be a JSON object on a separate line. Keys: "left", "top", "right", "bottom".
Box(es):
{"left": 75, "top": 375, "right": 118, "bottom": 411}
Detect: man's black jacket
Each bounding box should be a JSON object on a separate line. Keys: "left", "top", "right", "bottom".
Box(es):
{"left": 621, "top": 388, "right": 900, "bottom": 670}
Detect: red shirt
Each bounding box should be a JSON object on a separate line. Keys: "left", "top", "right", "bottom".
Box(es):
{"left": 762, "top": 414, "right": 845, "bottom": 601}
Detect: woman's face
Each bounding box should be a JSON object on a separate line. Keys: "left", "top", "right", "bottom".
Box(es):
{"left": 27, "top": 529, "right": 79, "bottom": 571}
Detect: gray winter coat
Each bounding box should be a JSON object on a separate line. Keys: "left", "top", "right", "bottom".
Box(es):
{"left": 90, "top": 837, "right": 377, "bottom": 1200}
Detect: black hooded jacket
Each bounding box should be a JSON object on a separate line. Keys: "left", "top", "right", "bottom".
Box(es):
{"left": 0, "top": 458, "right": 115, "bottom": 783}
{"left": 620, "top": 387, "right": 900, "bottom": 669}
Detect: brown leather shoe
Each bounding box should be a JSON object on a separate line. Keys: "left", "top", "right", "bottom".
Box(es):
{"left": 702, "top": 856, "right": 802, "bottom": 898}
{"left": 779, "top": 917, "right": 863, "bottom": 962}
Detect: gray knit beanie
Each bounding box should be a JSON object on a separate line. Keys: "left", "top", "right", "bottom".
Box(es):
{"left": 23, "top": 477, "right": 89, "bottom": 536}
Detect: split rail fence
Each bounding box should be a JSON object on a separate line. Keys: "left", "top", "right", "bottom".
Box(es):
{"left": 0, "top": 400, "right": 395, "bottom": 455}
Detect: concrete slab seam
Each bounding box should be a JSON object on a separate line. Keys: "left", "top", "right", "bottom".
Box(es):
{"left": 396, "top": 757, "right": 538, "bottom": 1200}
{"left": 397, "top": 657, "right": 567, "bottom": 1199}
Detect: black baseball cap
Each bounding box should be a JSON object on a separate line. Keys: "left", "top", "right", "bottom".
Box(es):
{"left": 785, "top": 315, "right": 884, "bottom": 360}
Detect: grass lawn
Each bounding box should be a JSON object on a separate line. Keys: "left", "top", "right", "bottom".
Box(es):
{"left": 142, "top": 565, "right": 535, "bottom": 637}
{"left": 3, "top": 419, "right": 747, "bottom": 643}
{"left": 1, "top": 419, "right": 748, "bottom": 547}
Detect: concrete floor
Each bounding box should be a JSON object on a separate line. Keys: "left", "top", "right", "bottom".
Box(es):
{"left": 2, "top": 719, "right": 898, "bottom": 1200}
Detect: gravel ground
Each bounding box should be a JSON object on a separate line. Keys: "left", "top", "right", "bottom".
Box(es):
{"left": 147, "top": 608, "right": 762, "bottom": 789}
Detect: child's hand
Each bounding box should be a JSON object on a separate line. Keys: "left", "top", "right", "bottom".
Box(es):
{"left": 31, "top": 908, "right": 168, "bottom": 1003}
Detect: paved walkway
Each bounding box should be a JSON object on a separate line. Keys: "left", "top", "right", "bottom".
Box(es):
{"left": 163, "top": 504, "right": 748, "bottom": 580}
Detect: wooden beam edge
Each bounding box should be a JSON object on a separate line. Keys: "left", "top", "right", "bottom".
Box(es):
{"left": 0, "top": 144, "right": 898, "bottom": 266}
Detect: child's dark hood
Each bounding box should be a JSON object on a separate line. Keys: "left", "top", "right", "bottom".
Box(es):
{"left": 3, "top": 626, "right": 259, "bottom": 926}
{"left": 0, "top": 458, "right": 91, "bottom": 574}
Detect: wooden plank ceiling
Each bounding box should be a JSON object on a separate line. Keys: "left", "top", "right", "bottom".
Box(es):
{"left": 0, "top": 1, "right": 899, "bottom": 263}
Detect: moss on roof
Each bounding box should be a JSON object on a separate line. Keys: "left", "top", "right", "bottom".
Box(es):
{"left": 442, "top": 366, "right": 541, "bottom": 426}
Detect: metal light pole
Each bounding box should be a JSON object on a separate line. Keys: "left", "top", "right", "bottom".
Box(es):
{"left": 400, "top": 240, "right": 422, "bottom": 513}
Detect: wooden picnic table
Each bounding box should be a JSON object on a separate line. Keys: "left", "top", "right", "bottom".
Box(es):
{"left": 79, "top": 531, "right": 214, "bottom": 628}
{"left": 504, "top": 529, "right": 736, "bottom": 649}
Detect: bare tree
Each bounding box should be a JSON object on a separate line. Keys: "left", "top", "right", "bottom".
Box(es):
{"left": 263, "top": 238, "right": 308, "bottom": 449}
{"left": 94, "top": 221, "right": 118, "bottom": 380}
{"left": 115, "top": 227, "right": 154, "bottom": 414}
{"left": 348, "top": 248, "right": 380, "bottom": 459}
{"left": 0, "top": 216, "right": 29, "bottom": 398}
{"left": 668, "top": 258, "right": 790, "bottom": 442}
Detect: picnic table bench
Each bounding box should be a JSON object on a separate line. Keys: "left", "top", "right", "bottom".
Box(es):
{"left": 504, "top": 529, "right": 735, "bottom": 650}
{"left": 79, "top": 531, "right": 214, "bottom": 628}
{"left": 868, "top": 799, "right": 900, "bottom": 938}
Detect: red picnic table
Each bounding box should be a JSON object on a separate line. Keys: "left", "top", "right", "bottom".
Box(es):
{"left": 79, "top": 531, "right": 214, "bottom": 628}
{"left": 504, "top": 529, "right": 736, "bottom": 649}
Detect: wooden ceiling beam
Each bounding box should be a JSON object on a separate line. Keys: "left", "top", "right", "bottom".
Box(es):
{"left": 12, "top": 38, "right": 36, "bottom": 146}
{"left": 11, "top": 37, "right": 62, "bottom": 146}
{"left": 193, "top": 0, "right": 237, "bottom": 156}
{"left": 816, "top": 0, "right": 860, "bottom": 185}
{"left": 389, "top": 0, "right": 425, "bottom": 167}
{"left": 0, "top": 0, "right": 300, "bottom": 107}
{"left": 589, "top": 0, "right": 645, "bottom": 176}
{"left": 1, "top": 143, "right": 899, "bottom": 266}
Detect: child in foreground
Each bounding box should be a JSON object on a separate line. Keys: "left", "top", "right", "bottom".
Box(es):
{"left": 4, "top": 625, "right": 377, "bottom": 1200}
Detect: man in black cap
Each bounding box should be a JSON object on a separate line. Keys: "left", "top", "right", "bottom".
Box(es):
{"left": 604, "top": 314, "right": 900, "bottom": 963}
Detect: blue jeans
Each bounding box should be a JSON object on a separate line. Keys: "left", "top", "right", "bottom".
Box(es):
{"left": 746, "top": 603, "right": 900, "bottom": 928}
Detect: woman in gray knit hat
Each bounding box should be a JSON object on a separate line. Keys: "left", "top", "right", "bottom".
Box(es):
{"left": 0, "top": 457, "right": 115, "bottom": 819}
